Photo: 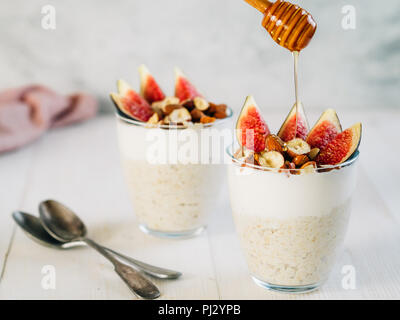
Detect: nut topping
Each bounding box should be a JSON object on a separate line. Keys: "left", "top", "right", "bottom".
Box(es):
{"left": 168, "top": 108, "right": 192, "bottom": 123}
{"left": 258, "top": 151, "right": 285, "bottom": 168}
{"left": 164, "top": 104, "right": 182, "bottom": 115}
{"left": 293, "top": 154, "right": 309, "bottom": 167}
{"left": 146, "top": 112, "right": 159, "bottom": 125}
{"left": 300, "top": 161, "right": 317, "bottom": 173}
{"left": 308, "top": 148, "right": 320, "bottom": 160}
{"left": 286, "top": 138, "right": 311, "bottom": 158}
{"left": 200, "top": 115, "right": 216, "bottom": 124}
{"left": 194, "top": 97, "right": 210, "bottom": 111}
{"left": 265, "top": 134, "right": 285, "bottom": 153}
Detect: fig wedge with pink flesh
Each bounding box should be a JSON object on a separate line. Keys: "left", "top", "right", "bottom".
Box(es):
{"left": 110, "top": 80, "right": 154, "bottom": 122}
{"left": 138, "top": 65, "right": 165, "bottom": 104}
{"left": 174, "top": 67, "right": 202, "bottom": 102}
{"left": 317, "top": 123, "right": 362, "bottom": 165}
{"left": 236, "top": 95, "right": 270, "bottom": 152}
{"left": 277, "top": 102, "right": 309, "bottom": 142}
{"left": 307, "top": 109, "right": 342, "bottom": 150}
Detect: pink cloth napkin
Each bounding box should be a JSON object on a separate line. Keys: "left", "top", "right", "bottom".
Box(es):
{"left": 0, "top": 85, "right": 98, "bottom": 154}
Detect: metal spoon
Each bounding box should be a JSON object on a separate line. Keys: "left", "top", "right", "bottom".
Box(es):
{"left": 12, "top": 211, "right": 182, "bottom": 279}
{"left": 38, "top": 200, "right": 160, "bottom": 299}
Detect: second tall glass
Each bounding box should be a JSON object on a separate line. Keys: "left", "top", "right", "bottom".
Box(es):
{"left": 116, "top": 109, "right": 232, "bottom": 238}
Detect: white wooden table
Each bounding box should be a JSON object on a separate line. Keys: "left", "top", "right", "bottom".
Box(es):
{"left": 0, "top": 111, "right": 399, "bottom": 300}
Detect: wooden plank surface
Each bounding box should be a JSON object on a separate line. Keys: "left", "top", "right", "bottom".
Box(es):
{"left": 0, "top": 145, "right": 35, "bottom": 281}
{"left": 0, "top": 112, "right": 399, "bottom": 299}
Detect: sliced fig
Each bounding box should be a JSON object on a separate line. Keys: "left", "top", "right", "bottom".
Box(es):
{"left": 110, "top": 79, "right": 154, "bottom": 122}
{"left": 138, "top": 64, "right": 165, "bottom": 104}
{"left": 174, "top": 67, "right": 202, "bottom": 102}
{"left": 236, "top": 95, "right": 270, "bottom": 152}
{"left": 277, "top": 102, "right": 309, "bottom": 142}
{"left": 307, "top": 109, "right": 342, "bottom": 150}
{"left": 316, "top": 123, "right": 362, "bottom": 165}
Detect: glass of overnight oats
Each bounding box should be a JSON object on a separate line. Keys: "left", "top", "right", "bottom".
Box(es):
{"left": 227, "top": 95, "right": 361, "bottom": 293}
{"left": 111, "top": 65, "right": 232, "bottom": 238}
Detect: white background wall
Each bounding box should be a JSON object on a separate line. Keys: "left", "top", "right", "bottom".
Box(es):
{"left": 0, "top": 0, "right": 398, "bottom": 113}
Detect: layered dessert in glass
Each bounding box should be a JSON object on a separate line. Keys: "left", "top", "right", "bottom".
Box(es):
{"left": 227, "top": 96, "right": 361, "bottom": 292}
{"left": 111, "top": 65, "right": 232, "bottom": 238}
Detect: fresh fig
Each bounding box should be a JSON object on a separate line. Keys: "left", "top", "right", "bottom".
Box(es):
{"left": 277, "top": 102, "right": 309, "bottom": 142}
{"left": 110, "top": 79, "right": 154, "bottom": 122}
{"left": 138, "top": 65, "right": 165, "bottom": 104}
{"left": 307, "top": 109, "right": 342, "bottom": 150}
{"left": 236, "top": 96, "right": 270, "bottom": 152}
{"left": 316, "top": 123, "right": 362, "bottom": 165}
{"left": 174, "top": 67, "right": 202, "bottom": 102}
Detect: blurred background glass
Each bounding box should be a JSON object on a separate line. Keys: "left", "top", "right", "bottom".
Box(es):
{"left": 1, "top": 0, "right": 398, "bottom": 113}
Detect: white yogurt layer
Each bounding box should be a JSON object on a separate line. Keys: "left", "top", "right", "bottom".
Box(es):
{"left": 117, "top": 118, "right": 233, "bottom": 164}
{"left": 228, "top": 163, "right": 358, "bottom": 219}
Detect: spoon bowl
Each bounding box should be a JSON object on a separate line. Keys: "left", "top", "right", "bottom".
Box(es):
{"left": 39, "top": 200, "right": 87, "bottom": 242}
{"left": 38, "top": 199, "right": 161, "bottom": 299}
{"left": 12, "top": 210, "right": 182, "bottom": 279}
{"left": 12, "top": 211, "right": 85, "bottom": 249}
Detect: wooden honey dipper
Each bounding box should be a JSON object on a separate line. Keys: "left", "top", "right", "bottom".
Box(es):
{"left": 245, "top": 0, "right": 317, "bottom": 51}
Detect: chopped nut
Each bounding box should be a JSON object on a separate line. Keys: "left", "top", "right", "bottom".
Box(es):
{"left": 194, "top": 97, "right": 210, "bottom": 111}
{"left": 162, "top": 115, "right": 170, "bottom": 124}
{"left": 164, "top": 104, "right": 182, "bottom": 115}
{"left": 265, "top": 134, "right": 285, "bottom": 153}
{"left": 190, "top": 109, "right": 204, "bottom": 122}
{"left": 214, "top": 111, "right": 227, "bottom": 119}
{"left": 293, "top": 154, "right": 309, "bottom": 167}
{"left": 146, "top": 112, "right": 159, "bottom": 125}
{"left": 308, "top": 148, "right": 320, "bottom": 160}
{"left": 283, "top": 160, "right": 295, "bottom": 169}
{"left": 286, "top": 138, "right": 311, "bottom": 158}
{"left": 208, "top": 103, "right": 227, "bottom": 118}
{"left": 167, "top": 108, "right": 192, "bottom": 123}
{"left": 300, "top": 161, "right": 317, "bottom": 173}
{"left": 182, "top": 99, "right": 195, "bottom": 111}
{"left": 152, "top": 96, "right": 180, "bottom": 113}
{"left": 259, "top": 151, "right": 285, "bottom": 168}
{"left": 200, "top": 115, "right": 216, "bottom": 124}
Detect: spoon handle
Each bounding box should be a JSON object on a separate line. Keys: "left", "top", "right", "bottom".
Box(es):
{"left": 83, "top": 238, "right": 160, "bottom": 299}
{"left": 103, "top": 246, "right": 182, "bottom": 279}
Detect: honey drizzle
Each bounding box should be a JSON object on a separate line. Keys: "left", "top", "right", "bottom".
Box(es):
{"left": 293, "top": 50, "right": 300, "bottom": 138}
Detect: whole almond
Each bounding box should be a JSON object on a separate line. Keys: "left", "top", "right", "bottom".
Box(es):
{"left": 208, "top": 103, "right": 227, "bottom": 116}
{"left": 265, "top": 135, "right": 284, "bottom": 153}
{"left": 214, "top": 111, "right": 227, "bottom": 119}
{"left": 190, "top": 109, "right": 204, "bottom": 122}
{"left": 164, "top": 104, "right": 183, "bottom": 115}
{"left": 293, "top": 154, "right": 309, "bottom": 167}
